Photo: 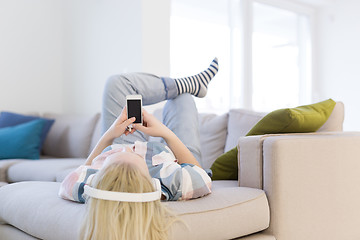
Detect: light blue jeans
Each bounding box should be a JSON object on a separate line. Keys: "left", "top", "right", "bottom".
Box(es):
{"left": 102, "top": 73, "right": 201, "bottom": 162}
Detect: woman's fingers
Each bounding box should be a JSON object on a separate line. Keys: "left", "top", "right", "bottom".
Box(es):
{"left": 118, "top": 106, "right": 128, "bottom": 122}
{"left": 123, "top": 117, "right": 135, "bottom": 126}
{"left": 133, "top": 123, "right": 146, "bottom": 132}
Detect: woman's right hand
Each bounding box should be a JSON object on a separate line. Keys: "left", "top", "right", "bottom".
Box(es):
{"left": 104, "top": 106, "right": 136, "bottom": 140}
{"left": 133, "top": 109, "right": 171, "bottom": 138}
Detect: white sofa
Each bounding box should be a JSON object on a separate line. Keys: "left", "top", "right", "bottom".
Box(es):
{"left": 1, "top": 102, "right": 360, "bottom": 240}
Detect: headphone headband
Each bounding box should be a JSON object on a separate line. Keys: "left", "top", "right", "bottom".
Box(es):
{"left": 84, "top": 178, "right": 162, "bottom": 202}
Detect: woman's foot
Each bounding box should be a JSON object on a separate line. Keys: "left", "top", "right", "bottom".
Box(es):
{"left": 173, "top": 57, "right": 219, "bottom": 98}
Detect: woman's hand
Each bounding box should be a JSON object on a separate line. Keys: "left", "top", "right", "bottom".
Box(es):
{"left": 86, "top": 107, "right": 135, "bottom": 165}
{"left": 104, "top": 106, "right": 136, "bottom": 140}
{"left": 133, "top": 109, "right": 171, "bottom": 138}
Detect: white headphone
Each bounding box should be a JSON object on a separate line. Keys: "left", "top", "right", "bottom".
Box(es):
{"left": 84, "top": 178, "right": 162, "bottom": 202}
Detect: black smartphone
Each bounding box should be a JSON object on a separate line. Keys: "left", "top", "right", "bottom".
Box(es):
{"left": 126, "top": 95, "right": 143, "bottom": 124}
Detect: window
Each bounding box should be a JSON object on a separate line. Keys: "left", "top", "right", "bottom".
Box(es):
{"left": 170, "top": 0, "right": 313, "bottom": 113}
{"left": 252, "top": 2, "right": 312, "bottom": 112}
{"left": 170, "top": 0, "right": 231, "bottom": 113}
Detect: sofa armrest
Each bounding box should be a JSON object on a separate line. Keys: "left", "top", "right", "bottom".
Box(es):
{"left": 260, "top": 132, "right": 360, "bottom": 240}
{"left": 237, "top": 133, "right": 322, "bottom": 188}
{"left": 237, "top": 135, "right": 267, "bottom": 189}
{"left": 237, "top": 132, "right": 355, "bottom": 188}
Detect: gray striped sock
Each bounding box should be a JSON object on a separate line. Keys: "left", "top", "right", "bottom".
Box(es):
{"left": 174, "top": 57, "right": 219, "bottom": 98}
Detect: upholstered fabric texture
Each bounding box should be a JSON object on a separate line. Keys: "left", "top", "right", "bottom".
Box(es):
{"left": 198, "top": 113, "right": 229, "bottom": 169}
{"left": 317, "top": 101, "right": 344, "bottom": 132}
{"left": 224, "top": 109, "right": 266, "bottom": 152}
{"left": 42, "top": 113, "right": 100, "bottom": 158}
{"left": 261, "top": 133, "right": 360, "bottom": 240}
{"left": 0, "top": 160, "right": 24, "bottom": 182}
{"left": 7, "top": 159, "right": 85, "bottom": 183}
{"left": 0, "top": 181, "right": 269, "bottom": 240}
{"left": 211, "top": 100, "right": 341, "bottom": 181}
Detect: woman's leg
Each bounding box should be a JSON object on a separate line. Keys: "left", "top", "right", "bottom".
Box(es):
{"left": 162, "top": 94, "right": 202, "bottom": 163}
{"left": 102, "top": 58, "right": 219, "bottom": 145}
{"left": 160, "top": 58, "right": 218, "bottom": 162}
{"left": 102, "top": 73, "right": 178, "bottom": 144}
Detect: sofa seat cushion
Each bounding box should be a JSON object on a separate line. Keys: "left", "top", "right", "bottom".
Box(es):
{"left": 167, "top": 180, "right": 270, "bottom": 239}
{"left": 0, "top": 182, "right": 8, "bottom": 187}
{"left": 0, "top": 159, "right": 25, "bottom": 182}
{"left": 0, "top": 181, "right": 269, "bottom": 240}
{"left": 7, "top": 159, "right": 84, "bottom": 183}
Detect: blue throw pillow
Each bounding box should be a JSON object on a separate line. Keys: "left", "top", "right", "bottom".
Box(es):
{"left": 0, "top": 119, "right": 45, "bottom": 160}
{"left": 0, "top": 111, "right": 55, "bottom": 148}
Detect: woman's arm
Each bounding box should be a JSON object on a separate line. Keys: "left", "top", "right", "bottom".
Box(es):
{"left": 133, "top": 110, "right": 202, "bottom": 168}
{"left": 162, "top": 130, "right": 201, "bottom": 168}
{"left": 85, "top": 107, "right": 136, "bottom": 165}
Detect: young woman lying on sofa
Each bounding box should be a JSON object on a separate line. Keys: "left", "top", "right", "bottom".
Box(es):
{"left": 59, "top": 58, "right": 219, "bottom": 240}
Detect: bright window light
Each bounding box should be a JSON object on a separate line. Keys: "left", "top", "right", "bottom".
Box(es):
{"left": 170, "top": 0, "right": 231, "bottom": 113}
{"left": 252, "top": 2, "right": 311, "bottom": 112}
{"left": 170, "top": 0, "right": 313, "bottom": 113}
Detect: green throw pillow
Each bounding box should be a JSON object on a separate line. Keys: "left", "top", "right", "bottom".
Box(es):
{"left": 246, "top": 99, "right": 336, "bottom": 136}
{"left": 210, "top": 99, "right": 336, "bottom": 180}
{"left": 210, "top": 147, "right": 238, "bottom": 180}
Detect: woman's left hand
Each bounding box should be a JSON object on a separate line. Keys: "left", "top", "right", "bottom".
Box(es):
{"left": 105, "top": 106, "right": 136, "bottom": 140}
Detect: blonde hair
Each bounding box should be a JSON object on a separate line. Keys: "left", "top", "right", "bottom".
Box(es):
{"left": 80, "top": 162, "right": 176, "bottom": 240}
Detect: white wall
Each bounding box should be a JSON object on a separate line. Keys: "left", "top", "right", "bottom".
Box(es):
{"left": 0, "top": 0, "right": 64, "bottom": 113}
{"left": 0, "top": 0, "right": 170, "bottom": 115}
{"left": 61, "top": 0, "right": 144, "bottom": 115}
{"left": 317, "top": 0, "right": 360, "bottom": 130}
{"left": 61, "top": 0, "right": 170, "bottom": 115}
{"left": 3, "top": 0, "right": 359, "bottom": 131}
{"left": 141, "top": 0, "right": 170, "bottom": 76}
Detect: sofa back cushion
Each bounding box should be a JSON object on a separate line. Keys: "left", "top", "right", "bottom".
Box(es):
{"left": 317, "top": 101, "right": 344, "bottom": 132}
{"left": 224, "top": 109, "right": 266, "bottom": 153}
{"left": 198, "top": 113, "right": 228, "bottom": 169}
{"left": 223, "top": 101, "right": 344, "bottom": 153}
{"left": 0, "top": 111, "right": 55, "bottom": 149}
{"left": 42, "top": 113, "right": 100, "bottom": 158}
{"left": 89, "top": 117, "right": 102, "bottom": 155}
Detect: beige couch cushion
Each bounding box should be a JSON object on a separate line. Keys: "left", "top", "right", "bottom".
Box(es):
{"left": 317, "top": 101, "right": 344, "bottom": 132}
{"left": 42, "top": 113, "right": 100, "bottom": 158}
{"left": 7, "top": 159, "right": 84, "bottom": 183}
{"left": 0, "top": 181, "right": 269, "bottom": 240}
{"left": 89, "top": 116, "right": 102, "bottom": 155}
{"left": 0, "top": 159, "right": 24, "bottom": 182}
{"left": 225, "top": 109, "right": 266, "bottom": 152}
{"left": 239, "top": 233, "right": 276, "bottom": 240}
{"left": 0, "top": 224, "right": 38, "bottom": 240}
{"left": 198, "top": 113, "right": 229, "bottom": 168}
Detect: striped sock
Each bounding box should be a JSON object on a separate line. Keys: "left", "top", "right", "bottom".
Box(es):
{"left": 173, "top": 57, "right": 219, "bottom": 98}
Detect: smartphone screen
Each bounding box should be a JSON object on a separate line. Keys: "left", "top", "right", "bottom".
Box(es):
{"left": 127, "top": 99, "right": 142, "bottom": 123}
